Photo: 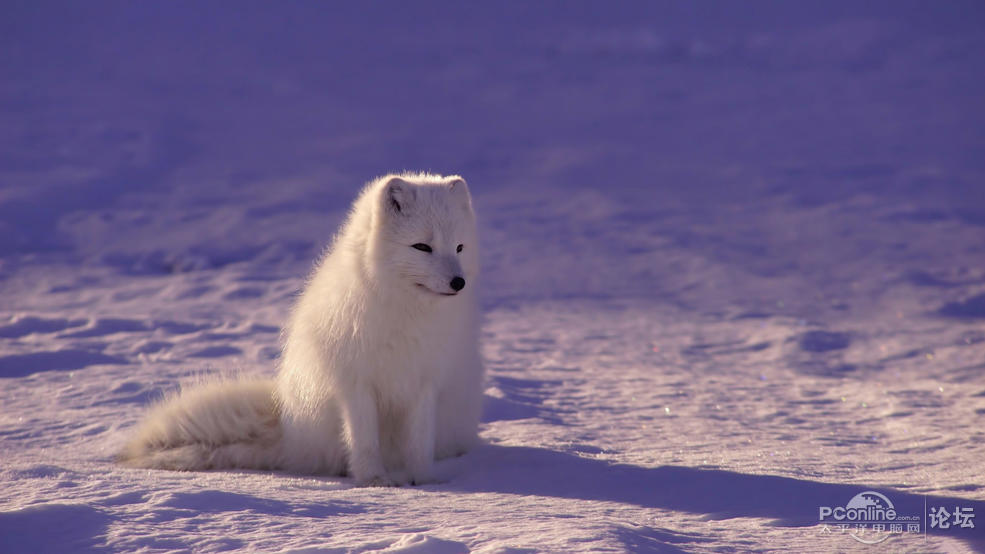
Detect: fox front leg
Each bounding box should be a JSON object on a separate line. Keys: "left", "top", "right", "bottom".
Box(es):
{"left": 402, "top": 387, "right": 437, "bottom": 486}
{"left": 340, "top": 385, "right": 393, "bottom": 487}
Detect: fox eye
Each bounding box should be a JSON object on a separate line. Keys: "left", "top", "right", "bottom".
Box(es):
{"left": 411, "top": 243, "right": 432, "bottom": 253}
{"left": 456, "top": 244, "right": 463, "bottom": 253}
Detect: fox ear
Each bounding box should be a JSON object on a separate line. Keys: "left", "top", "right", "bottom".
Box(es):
{"left": 448, "top": 177, "right": 472, "bottom": 210}
{"left": 383, "top": 176, "right": 416, "bottom": 216}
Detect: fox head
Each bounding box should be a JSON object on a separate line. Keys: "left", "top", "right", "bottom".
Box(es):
{"left": 368, "top": 173, "right": 479, "bottom": 298}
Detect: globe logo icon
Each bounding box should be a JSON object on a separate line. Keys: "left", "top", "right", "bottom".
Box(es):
{"left": 846, "top": 491, "right": 896, "bottom": 545}
{"left": 846, "top": 491, "right": 894, "bottom": 512}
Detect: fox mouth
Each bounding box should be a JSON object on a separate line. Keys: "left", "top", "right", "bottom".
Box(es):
{"left": 416, "top": 284, "right": 457, "bottom": 296}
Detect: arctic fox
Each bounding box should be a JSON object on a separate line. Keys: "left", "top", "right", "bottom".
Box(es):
{"left": 119, "top": 173, "right": 484, "bottom": 486}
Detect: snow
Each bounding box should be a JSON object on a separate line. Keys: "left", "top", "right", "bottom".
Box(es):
{"left": 2, "top": 2, "right": 984, "bottom": 552}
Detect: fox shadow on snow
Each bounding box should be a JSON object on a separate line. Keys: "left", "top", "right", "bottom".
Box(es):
{"left": 445, "top": 444, "right": 984, "bottom": 548}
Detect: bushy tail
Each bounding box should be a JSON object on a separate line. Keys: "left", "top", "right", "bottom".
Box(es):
{"left": 118, "top": 378, "right": 283, "bottom": 471}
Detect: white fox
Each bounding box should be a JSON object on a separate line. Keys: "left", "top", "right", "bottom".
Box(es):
{"left": 119, "top": 173, "right": 485, "bottom": 486}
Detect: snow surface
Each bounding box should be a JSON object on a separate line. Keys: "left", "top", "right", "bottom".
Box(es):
{"left": 2, "top": 2, "right": 984, "bottom": 552}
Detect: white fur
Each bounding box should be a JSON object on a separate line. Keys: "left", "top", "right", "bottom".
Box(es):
{"left": 119, "top": 173, "right": 485, "bottom": 486}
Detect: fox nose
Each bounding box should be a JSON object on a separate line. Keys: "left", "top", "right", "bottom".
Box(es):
{"left": 450, "top": 276, "right": 465, "bottom": 292}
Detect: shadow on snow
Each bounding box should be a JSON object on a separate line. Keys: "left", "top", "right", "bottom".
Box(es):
{"left": 448, "top": 445, "right": 984, "bottom": 549}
